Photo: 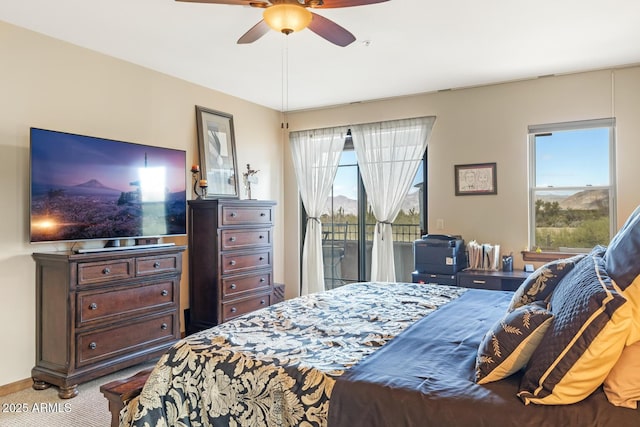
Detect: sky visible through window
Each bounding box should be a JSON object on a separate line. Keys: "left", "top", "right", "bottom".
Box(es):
{"left": 535, "top": 128, "right": 609, "bottom": 188}
{"left": 333, "top": 150, "right": 357, "bottom": 199}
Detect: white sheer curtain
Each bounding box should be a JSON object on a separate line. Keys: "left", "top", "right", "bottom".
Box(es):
{"left": 290, "top": 126, "right": 347, "bottom": 295}
{"left": 351, "top": 117, "right": 435, "bottom": 282}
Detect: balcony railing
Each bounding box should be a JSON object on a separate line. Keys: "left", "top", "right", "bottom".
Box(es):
{"left": 322, "top": 222, "right": 422, "bottom": 243}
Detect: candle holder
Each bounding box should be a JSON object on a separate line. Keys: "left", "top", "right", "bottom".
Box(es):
{"left": 192, "top": 177, "right": 201, "bottom": 199}
{"left": 191, "top": 165, "right": 206, "bottom": 199}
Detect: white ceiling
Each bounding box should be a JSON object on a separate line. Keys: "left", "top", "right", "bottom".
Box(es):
{"left": 1, "top": 0, "right": 639, "bottom": 111}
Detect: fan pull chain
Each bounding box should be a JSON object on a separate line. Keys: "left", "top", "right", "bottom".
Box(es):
{"left": 281, "top": 34, "right": 289, "bottom": 129}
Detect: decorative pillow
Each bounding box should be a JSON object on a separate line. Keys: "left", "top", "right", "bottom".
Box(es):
{"left": 618, "top": 275, "right": 640, "bottom": 345}
{"left": 603, "top": 341, "right": 640, "bottom": 408}
{"left": 507, "top": 247, "right": 606, "bottom": 312}
{"left": 604, "top": 205, "right": 640, "bottom": 344}
{"left": 605, "top": 204, "right": 640, "bottom": 290}
{"left": 476, "top": 301, "right": 553, "bottom": 385}
{"left": 518, "top": 254, "right": 631, "bottom": 405}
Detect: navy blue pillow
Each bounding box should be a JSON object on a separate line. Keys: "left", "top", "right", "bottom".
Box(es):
{"left": 605, "top": 205, "right": 640, "bottom": 290}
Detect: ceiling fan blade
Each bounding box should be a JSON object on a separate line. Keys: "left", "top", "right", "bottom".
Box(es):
{"left": 307, "top": 12, "right": 356, "bottom": 47}
{"left": 175, "top": 0, "right": 253, "bottom": 4}
{"left": 314, "top": 0, "right": 389, "bottom": 8}
{"left": 237, "top": 20, "right": 271, "bottom": 44}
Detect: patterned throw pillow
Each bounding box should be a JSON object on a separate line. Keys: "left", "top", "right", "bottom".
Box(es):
{"left": 518, "top": 254, "right": 631, "bottom": 405}
{"left": 507, "top": 253, "right": 588, "bottom": 312}
{"left": 476, "top": 301, "right": 553, "bottom": 385}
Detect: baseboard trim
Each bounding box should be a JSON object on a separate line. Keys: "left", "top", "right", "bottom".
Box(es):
{"left": 0, "top": 377, "right": 32, "bottom": 397}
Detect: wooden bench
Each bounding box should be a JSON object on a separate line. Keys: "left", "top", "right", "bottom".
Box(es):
{"left": 100, "top": 368, "right": 153, "bottom": 427}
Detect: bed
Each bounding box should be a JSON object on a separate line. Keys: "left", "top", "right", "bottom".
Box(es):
{"left": 112, "top": 207, "right": 640, "bottom": 427}
{"left": 117, "top": 282, "right": 466, "bottom": 426}
{"left": 114, "top": 285, "right": 638, "bottom": 427}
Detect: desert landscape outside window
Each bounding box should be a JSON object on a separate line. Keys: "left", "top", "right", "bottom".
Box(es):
{"left": 528, "top": 118, "right": 616, "bottom": 251}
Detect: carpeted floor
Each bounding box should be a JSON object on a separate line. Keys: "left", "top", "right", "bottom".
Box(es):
{"left": 0, "top": 362, "right": 155, "bottom": 427}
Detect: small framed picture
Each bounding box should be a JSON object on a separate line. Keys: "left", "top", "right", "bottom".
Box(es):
{"left": 454, "top": 162, "right": 497, "bottom": 196}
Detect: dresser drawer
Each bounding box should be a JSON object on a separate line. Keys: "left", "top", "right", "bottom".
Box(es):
{"left": 222, "top": 272, "right": 271, "bottom": 299}
{"left": 76, "top": 312, "right": 176, "bottom": 367}
{"left": 221, "top": 250, "right": 271, "bottom": 275}
{"left": 220, "top": 205, "right": 273, "bottom": 226}
{"left": 77, "top": 259, "right": 133, "bottom": 286}
{"left": 221, "top": 228, "right": 272, "bottom": 251}
{"left": 412, "top": 272, "right": 457, "bottom": 286}
{"left": 136, "top": 253, "right": 180, "bottom": 277}
{"left": 77, "top": 280, "right": 177, "bottom": 327}
{"left": 457, "top": 275, "right": 502, "bottom": 290}
{"left": 221, "top": 293, "right": 270, "bottom": 322}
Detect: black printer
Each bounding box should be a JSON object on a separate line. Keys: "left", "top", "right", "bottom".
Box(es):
{"left": 412, "top": 234, "right": 466, "bottom": 285}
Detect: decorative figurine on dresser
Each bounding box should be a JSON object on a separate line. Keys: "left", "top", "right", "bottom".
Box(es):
{"left": 31, "top": 245, "right": 186, "bottom": 398}
{"left": 187, "top": 199, "right": 276, "bottom": 334}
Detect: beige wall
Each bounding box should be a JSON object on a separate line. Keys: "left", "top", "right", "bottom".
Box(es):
{"left": 0, "top": 21, "right": 284, "bottom": 386}
{"left": 283, "top": 67, "right": 640, "bottom": 296}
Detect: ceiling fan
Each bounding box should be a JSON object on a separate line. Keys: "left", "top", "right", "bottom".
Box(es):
{"left": 175, "top": 0, "right": 389, "bottom": 47}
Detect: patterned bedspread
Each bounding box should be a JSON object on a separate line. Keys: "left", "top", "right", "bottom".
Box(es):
{"left": 121, "top": 282, "right": 466, "bottom": 427}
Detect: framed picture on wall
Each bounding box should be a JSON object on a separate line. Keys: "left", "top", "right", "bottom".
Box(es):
{"left": 195, "top": 105, "right": 240, "bottom": 198}
{"left": 454, "top": 162, "right": 497, "bottom": 196}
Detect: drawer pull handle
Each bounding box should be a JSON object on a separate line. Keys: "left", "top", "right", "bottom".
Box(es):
{"left": 473, "top": 280, "right": 486, "bottom": 284}
{"left": 230, "top": 307, "right": 237, "bottom": 313}
{"left": 259, "top": 278, "right": 266, "bottom": 283}
{"left": 230, "top": 236, "right": 236, "bottom": 242}
{"left": 260, "top": 212, "right": 266, "bottom": 217}
{"left": 153, "top": 262, "right": 160, "bottom": 268}
{"left": 161, "top": 290, "right": 169, "bottom": 296}
{"left": 260, "top": 299, "right": 266, "bottom": 305}
{"left": 230, "top": 212, "right": 237, "bottom": 217}
{"left": 89, "top": 303, "right": 98, "bottom": 310}
{"left": 259, "top": 235, "right": 264, "bottom": 239}
{"left": 230, "top": 283, "right": 237, "bottom": 290}
{"left": 259, "top": 256, "right": 265, "bottom": 261}
{"left": 89, "top": 342, "right": 97, "bottom": 350}
{"left": 102, "top": 267, "right": 111, "bottom": 275}
{"left": 161, "top": 323, "right": 168, "bottom": 330}
{"left": 230, "top": 260, "right": 236, "bottom": 266}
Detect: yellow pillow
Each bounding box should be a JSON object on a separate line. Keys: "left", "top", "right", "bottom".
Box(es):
{"left": 604, "top": 341, "right": 640, "bottom": 408}
{"left": 612, "top": 274, "right": 640, "bottom": 345}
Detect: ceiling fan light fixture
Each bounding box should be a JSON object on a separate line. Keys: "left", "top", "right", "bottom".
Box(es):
{"left": 263, "top": 4, "right": 312, "bottom": 35}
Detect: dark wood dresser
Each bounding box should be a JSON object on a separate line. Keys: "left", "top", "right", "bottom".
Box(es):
{"left": 187, "top": 199, "right": 276, "bottom": 334}
{"left": 31, "top": 245, "right": 185, "bottom": 398}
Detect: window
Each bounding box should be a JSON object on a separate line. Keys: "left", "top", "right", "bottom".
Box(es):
{"left": 313, "top": 136, "right": 427, "bottom": 289}
{"left": 528, "top": 118, "right": 616, "bottom": 252}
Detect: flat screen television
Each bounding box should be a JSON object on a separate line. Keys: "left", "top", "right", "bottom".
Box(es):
{"left": 30, "top": 127, "right": 187, "bottom": 246}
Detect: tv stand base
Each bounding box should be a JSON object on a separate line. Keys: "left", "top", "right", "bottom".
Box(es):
{"left": 76, "top": 242, "right": 175, "bottom": 254}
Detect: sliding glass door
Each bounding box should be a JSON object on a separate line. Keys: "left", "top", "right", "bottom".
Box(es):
{"left": 312, "top": 139, "right": 427, "bottom": 288}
